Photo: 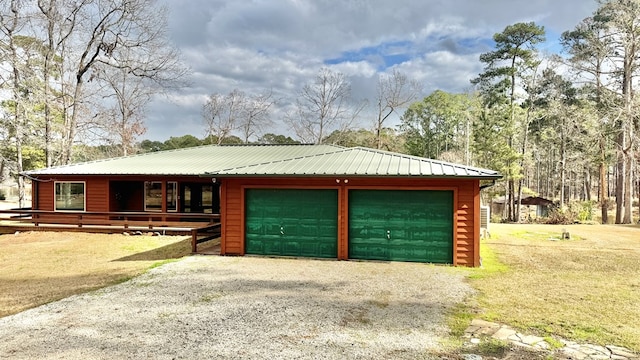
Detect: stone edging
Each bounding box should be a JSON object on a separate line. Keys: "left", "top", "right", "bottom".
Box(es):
{"left": 464, "top": 319, "right": 638, "bottom": 360}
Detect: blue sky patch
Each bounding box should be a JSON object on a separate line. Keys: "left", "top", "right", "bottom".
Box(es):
{"left": 325, "top": 40, "right": 414, "bottom": 70}
{"left": 325, "top": 36, "right": 495, "bottom": 70}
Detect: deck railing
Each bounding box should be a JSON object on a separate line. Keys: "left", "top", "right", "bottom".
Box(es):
{"left": 0, "top": 208, "right": 221, "bottom": 253}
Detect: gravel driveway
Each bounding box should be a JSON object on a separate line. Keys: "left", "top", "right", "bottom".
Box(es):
{"left": 0, "top": 255, "right": 473, "bottom": 359}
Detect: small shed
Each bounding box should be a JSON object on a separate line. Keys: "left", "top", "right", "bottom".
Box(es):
{"left": 519, "top": 196, "right": 554, "bottom": 218}
{"left": 492, "top": 195, "right": 554, "bottom": 220}
{"left": 22, "top": 145, "right": 501, "bottom": 267}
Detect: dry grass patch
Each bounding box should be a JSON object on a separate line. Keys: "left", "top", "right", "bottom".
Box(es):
{"left": 469, "top": 223, "right": 640, "bottom": 352}
{"left": 0, "top": 231, "right": 192, "bottom": 317}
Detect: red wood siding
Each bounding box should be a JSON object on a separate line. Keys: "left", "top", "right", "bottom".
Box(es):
{"left": 220, "top": 180, "right": 243, "bottom": 255}
{"left": 455, "top": 179, "right": 480, "bottom": 267}
{"left": 31, "top": 174, "right": 481, "bottom": 266}
{"left": 87, "top": 178, "right": 109, "bottom": 212}
{"left": 31, "top": 175, "right": 220, "bottom": 222}
{"left": 36, "top": 181, "right": 54, "bottom": 211}
{"left": 32, "top": 177, "right": 105, "bottom": 222}
{"left": 220, "top": 176, "right": 481, "bottom": 267}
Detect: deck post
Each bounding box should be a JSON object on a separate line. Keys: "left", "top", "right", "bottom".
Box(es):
{"left": 191, "top": 228, "right": 198, "bottom": 253}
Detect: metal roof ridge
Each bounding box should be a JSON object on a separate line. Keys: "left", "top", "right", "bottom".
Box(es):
{"left": 22, "top": 144, "right": 226, "bottom": 174}
{"left": 204, "top": 146, "right": 352, "bottom": 174}
{"left": 350, "top": 147, "right": 499, "bottom": 174}
{"left": 23, "top": 144, "right": 345, "bottom": 175}
{"left": 216, "top": 143, "right": 344, "bottom": 147}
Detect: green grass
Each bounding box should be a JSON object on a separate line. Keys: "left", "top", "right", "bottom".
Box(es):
{"left": 466, "top": 223, "right": 640, "bottom": 352}
{"left": 446, "top": 302, "right": 476, "bottom": 337}
{"left": 0, "top": 232, "right": 191, "bottom": 317}
{"left": 149, "top": 258, "right": 181, "bottom": 269}
{"left": 543, "top": 336, "right": 564, "bottom": 350}
{"left": 468, "top": 238, "right": 509, "bottom": 279}
{"left": 476, "top": 338, "right": 510, "bottom": 357}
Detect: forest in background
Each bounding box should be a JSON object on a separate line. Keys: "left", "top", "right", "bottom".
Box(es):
{"left": 1, "top": 0, "right": 639, "bottom": 223}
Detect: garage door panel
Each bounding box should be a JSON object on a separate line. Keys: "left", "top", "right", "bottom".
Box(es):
{"left": 245, "top": 189, "right": 338, "bottom": 258}
{"left": 263, "top": 241, "right": 283, "bottom": 255}
{"left": 349, "top": 241, "right": 388, "bottom": 260}
{"left": 348, "top": 190, "right": 453, "bottom": 263}
{"left": 388, "top": 245, "right": 426, "bottom": 262}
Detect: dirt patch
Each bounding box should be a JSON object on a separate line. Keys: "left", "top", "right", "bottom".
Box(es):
{"left": 0, "top": 231, "right": 191, "bottom": 317}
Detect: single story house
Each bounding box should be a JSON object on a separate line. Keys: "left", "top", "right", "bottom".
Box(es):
{"left": 22, "top": 144, "right": 501, "bottom": 267}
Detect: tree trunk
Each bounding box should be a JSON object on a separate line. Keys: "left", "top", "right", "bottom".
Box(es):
{"left": 560, "top": 127, "right": 567, "bottom": 206}
{"left": 7, "top": 1, "right": 26, "bottom": 207}
{"left": 516, "top": 104, "right": 532, "bottom": 223}
{"left": 584, "top": 167, "right": 590, "bottom": 202}
{"left": 623, "top": 153, "right": 633, "bottom": 223}
{"left": 375, "top": 115, "right": 383, "bottom": 149}
{"left": 599, "top": 136, "right": 608, "bottom": 224}
{"left": 62, "top": 76, "right": 84, "bottom": 164}
{"left": 13, "top": 96, "right": 25, "bottom": 208}
{"left": 42, "top": 3, "right": 55, "bottom": 168}
{"left": 615, "top": 144, "right": 624, "bottom": 224}
{"left": 43, "top": 64, "right": 52, "bottom": 167}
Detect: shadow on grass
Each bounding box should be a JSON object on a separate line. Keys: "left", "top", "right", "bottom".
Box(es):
{"left": 113, "top": 237, "right": 222, "bottom": 262}
{"left": 113, "top": 238, "right": 192, "bottom": 262}
{"left": 0, "top": 270, "right": 141, "bottom": 318}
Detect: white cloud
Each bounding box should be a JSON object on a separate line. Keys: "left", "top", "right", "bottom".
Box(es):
{"left": 328, "top": 61, "right": 377, "bottom": 78}
{"left": 144, "top": 0, "right": 600, "bottom": 141}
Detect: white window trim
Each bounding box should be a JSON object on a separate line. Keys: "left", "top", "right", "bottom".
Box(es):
{"left": 54, "top": 181, "right": 86, "bottom": 212}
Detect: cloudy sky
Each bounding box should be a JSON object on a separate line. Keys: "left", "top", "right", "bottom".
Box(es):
{"left": 145, "top": 0, "right": 599, "bottom": 142}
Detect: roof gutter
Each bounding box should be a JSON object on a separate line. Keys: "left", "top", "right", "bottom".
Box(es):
{"left": 201, "top": 173, "right": 502, "bottom": 179}
{"left": 480, "top": 179, "right": 497, "bottom": 190}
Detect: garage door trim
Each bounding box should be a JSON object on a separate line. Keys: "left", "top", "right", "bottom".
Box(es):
{"left": 345, "top": 185, "right": 458, "bottom": 265}
{"left": 241, "top": 185, "right": 343, "bottom": 258}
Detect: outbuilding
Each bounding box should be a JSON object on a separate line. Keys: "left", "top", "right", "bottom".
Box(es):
{"left": 22, "top": 144, "right": 500, "bottom": 267}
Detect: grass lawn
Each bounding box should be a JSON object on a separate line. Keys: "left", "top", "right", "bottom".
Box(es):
{"left": 468, "top": 223, "right": 640, "bottom": 352}
{"left": 0, "top": 231, "right": 192, "bottom": 317}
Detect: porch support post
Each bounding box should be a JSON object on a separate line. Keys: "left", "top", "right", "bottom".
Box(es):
{"left": 191, "top": 228, "right": 198, "bottom": 253}
{"left": 161, "top": 181, "right": 167, "bottom": 222}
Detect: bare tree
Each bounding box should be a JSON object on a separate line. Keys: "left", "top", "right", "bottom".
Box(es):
{"left": 374, "top": 69, "right": 421, "bottom": 149}
{"left": 237, "top": 90, "right": 275, "bottom": 143}
{"left": 94, "top": 64, "right": 152, "bottom": 156}
{"left": 0, "top": 0, "right": 28, "bottom": 207}
{"left": 57, "top": 0, "right": 187, "bottom": 164}
{"left": 36, "top": 0, "right": 79, "bottom": 167}
{"left": 203, "top": 89, "right": 276, "bottom": 144}
{"left": 287, "top": 67, "right": 365, "bottom": 144}
{"left": 203, "top": 89, "right": 245, "bottom": 145}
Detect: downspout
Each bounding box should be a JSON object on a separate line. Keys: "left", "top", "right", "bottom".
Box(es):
{"left": 477, "top": 179, "right": 498, "bottom": 268}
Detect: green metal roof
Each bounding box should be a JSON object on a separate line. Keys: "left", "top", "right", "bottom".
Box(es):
{"left": 23, "top": 144, "right": 501, "bottom": 179}
{"left": 23, "top": 145, "right": 341, "bottom": 176}
{"left": 206, "top": 147, "right": 501, "bottom": 178}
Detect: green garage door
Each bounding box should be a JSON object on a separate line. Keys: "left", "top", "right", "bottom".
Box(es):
{"left": 349, "top": 190, "right": 453, "bottom": 263}
{"left": 245, "top": 189, "right": 338, "bottom": 258}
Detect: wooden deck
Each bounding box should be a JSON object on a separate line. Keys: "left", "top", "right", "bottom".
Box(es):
{"left": 0, "top": 208, "right": 221, "bottom": 253}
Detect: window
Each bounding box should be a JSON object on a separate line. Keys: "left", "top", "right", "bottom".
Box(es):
{"left": 166, "top": 181, "right": 177, "bottom": 212}
{"left": 144, "top": 181, "right": 177, "bottom": 212}
{"left": 144, "top": 182, "right": 162, "bottom": 211}
{"left": 55, "top": 182, "right": 86, "bottom": 211}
